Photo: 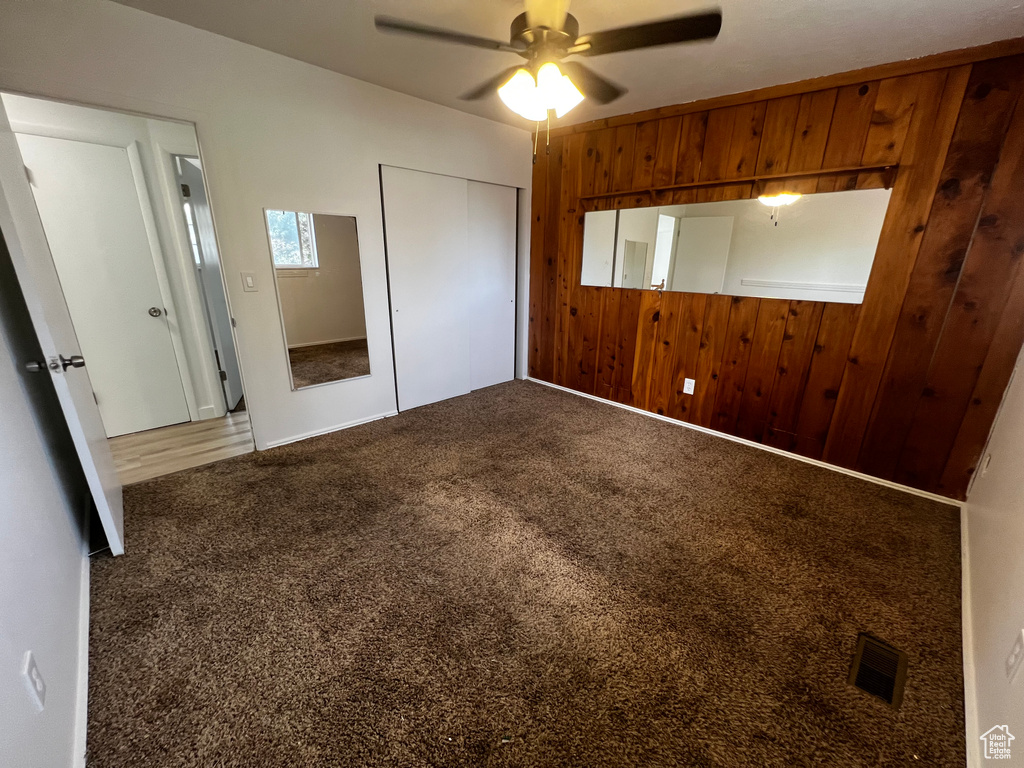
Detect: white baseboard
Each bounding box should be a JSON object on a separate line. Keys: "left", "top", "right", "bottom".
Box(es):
{"left": 261, "top": 410, "right": 397, "bottom": 450}
{"left": 72, "top": 550, "right": 90, "bottom": 768}
{"left": 287, "top": 336, "right": 367, "bottom": 350}
{"left": 526, "top": 377, "right": 963, "bottom": 508}
{"left": 961, "top": 506, "right": 981, "bottom": 768}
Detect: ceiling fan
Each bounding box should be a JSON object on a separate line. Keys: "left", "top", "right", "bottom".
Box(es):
{"left": 375, "top": 0, "right": 722, "bottom": 123}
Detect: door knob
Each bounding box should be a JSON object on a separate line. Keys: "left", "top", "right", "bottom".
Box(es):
{"left": 59, "top": 354, "right": 85, "bottom": 371}
{"left": 148, "top": 307, "right": 163, "bottom": 317}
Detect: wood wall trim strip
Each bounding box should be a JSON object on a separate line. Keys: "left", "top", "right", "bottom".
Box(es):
{"left": 530, "top": 52, "right": 1024, "bottom": 500}
{"left": 544, "top": 37, "right": 1024, "bottom": 138}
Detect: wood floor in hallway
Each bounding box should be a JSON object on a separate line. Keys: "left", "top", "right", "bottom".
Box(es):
{"left": 108, "top": 411, "right": 254, "bottom": 485}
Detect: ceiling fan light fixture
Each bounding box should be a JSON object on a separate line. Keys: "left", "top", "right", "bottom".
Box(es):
{"left": 758, "top": 193, "right": 802, "bottom": 206}
{"left": 498, "top": 68, "right": 548, "bottom": 121}
{"left": 537, "top": 62, "right": 584, "bottom": 118}
{"left": 498, "top": 63, "right": 584, "bottom": 122}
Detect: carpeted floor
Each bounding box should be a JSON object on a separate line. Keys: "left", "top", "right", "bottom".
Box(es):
{"left": 288, "top": 339, "right": 370, "bottom": 388}
{"left": 87, "top": 380, "right": 965, "bottom": 767}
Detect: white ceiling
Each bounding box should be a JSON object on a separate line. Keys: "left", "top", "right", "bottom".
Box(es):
{"left": 109, "top": 0, "right": 1024, "bottom": 128}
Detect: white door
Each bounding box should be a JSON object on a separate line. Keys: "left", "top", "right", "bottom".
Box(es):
{"left": 17, "top": 133, "right": 191, "bottom": 437}
{"left": 0, "top": 106, "right": 124, "bottom": 554}
{"left": 177, "top": 157, "right": 244, "bottom": 410}
{"left": 467, "top": 180, "right": 516, "bottom": 390}
{"left": 621, "top": 240, "right": 650, "bottom": 289}
{"left": 382, "top": 166, "right": 471, "bottom": 411}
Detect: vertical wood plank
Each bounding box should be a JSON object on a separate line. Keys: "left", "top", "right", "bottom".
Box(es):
{"left": 858, "top": 57, "right": 1024, "bottom": 478}
{"left": 554, "top": 134, "right": 585, "bottom": 387}
{"left": 787, "top": 89, "right": 838, "bottom": 171}
{"left": 689, "top": 295, "right": 733, "bottom": 426}
{"left": 939, "top": 261, "right": 1024, "bottom": 498}
{"left": 817, "top": 82, "right": 879, "bottom": 192}
{"left": 632, "top": 121, "right": 660, "bottom": 188}
{"left": 699, "top": 106, "right": 738, "bottom": 180}
{"left": 794, "top": 303, "right": 861, "bottom": 458}
{"left": 591, "top": 127, "right": 616, "bottom": 196}
{"left": 766, "top": 301, "right": 826, "bottom": 450}
{"left": 528, "top": 143, "right": 548, "bottom": 379}
{"left": 648, "top": 292, "right": 686, "bottom": 415}
{"left": 823, "top": 66, "right": 971, "bottom": 468}
{"left": 674, "top": 112, "right": 709, "bottom": 185}
{"left": 614, "top": 290, "right": 642, "bottom": 404}
{"left": 725, "top": 102, "right": 768, "bottom": 179}
{"left": 594, "top": 288, "right": 621, "bottom": 400}
{"left": 711, "top": 297, "right": 762, "bottom": 433}
{"left": 610, "top": 124, "right": 637, "bottom": 193}
{"left": 667, "top": 293, "right": 708, "bottom": 421}
{"left": 755, "top": 95, "right": 801, "bottom": 175}
{"left": 894, "top": 92, "right": 1024, "bottom": 489}
{"left": 630, "top": 291, "right": 662, "bottom": 410}
{"left": 735, "top": 299, "right": 790, "bottom": 441}
{"left": 652, "top": 116, "right": 682, "bottom": 187}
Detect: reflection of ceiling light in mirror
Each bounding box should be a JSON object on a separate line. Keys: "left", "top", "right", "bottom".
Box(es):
{"left": 498, "top": 63, "right": 584, "bottom": 121}
{"left": 758, "top": 193, "right": 802, "bottom": 206}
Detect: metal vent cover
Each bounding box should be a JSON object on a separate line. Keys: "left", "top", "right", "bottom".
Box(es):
{"left": 848, "top": 634, "right": 908, "bottom": 709}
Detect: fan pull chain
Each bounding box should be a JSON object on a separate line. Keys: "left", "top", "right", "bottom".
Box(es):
{"left": 533, "top": 121, "right": 540, "bottom": 164}
{"left": 546, "top": 113, "right": 551, "bottom": 154}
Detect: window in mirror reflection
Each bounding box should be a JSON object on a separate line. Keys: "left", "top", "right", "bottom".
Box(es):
{"left": 265, "top": 211, "right": 370, "bottom": 389}
{"left": 580, "top": 187, "right": 892, "bottom": 305}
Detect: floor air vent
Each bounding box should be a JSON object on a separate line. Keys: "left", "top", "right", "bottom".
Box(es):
{"left": 848, "top": 634, "right": 907, "bottom": 709}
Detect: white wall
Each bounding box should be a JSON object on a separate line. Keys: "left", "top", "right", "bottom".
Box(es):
{"left": 581, "top": 210, "right": 616, "bottom": 287}
{"left": 275, "top": 214, "right": 367, "bottom": 348}
{"left": 0, "top": 0, "right": 532, "bottom": 449}
{"left": 0, "top": 243, "right": 89, "bottom": 768}
{"left": 612, "top": 207, "right": 660, "bottom": 288}
{"left": 0, "top": 94, "right": 228, "bottom": 421}
{"left": 964, "top": 349, "right": 1024, "bottom": 766}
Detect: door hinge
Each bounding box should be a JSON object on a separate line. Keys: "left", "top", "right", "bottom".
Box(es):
{"left": 180, "top": 183, "right": 191, "bottom": 198}
{"left": 230, "top": 317, "right": 237, "bottom": 328}
{"left": 219, "top": 370, "right": 227, "bottom": 382}
{"left": 93, "top": 391, "right": 99, "bottom": 405}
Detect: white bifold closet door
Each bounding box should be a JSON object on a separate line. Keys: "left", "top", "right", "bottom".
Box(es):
{"left": 381, "top": 166, "right": 516, "bottom": 411}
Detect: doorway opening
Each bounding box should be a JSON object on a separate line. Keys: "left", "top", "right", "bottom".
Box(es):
{"left": 1, "top": 92, "right": 253, "bottom": 487}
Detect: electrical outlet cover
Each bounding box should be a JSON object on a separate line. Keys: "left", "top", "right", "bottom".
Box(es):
{"left": 22, "top": 651, "right": 45, "bottom": 711}
{"left": 683, "top": 378, "right": 696, "bottom": 395}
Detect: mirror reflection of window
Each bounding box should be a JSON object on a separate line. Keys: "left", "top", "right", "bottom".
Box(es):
{"left": 265, "top": 211, "right": 371, "bottom": 389}
{"left": 580, "top": 187, "right": 892, "bottom": 305}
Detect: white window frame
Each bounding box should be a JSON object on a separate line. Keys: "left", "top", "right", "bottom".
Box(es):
{"left": 267, "top": 209, "right": 319, "bottom": 269}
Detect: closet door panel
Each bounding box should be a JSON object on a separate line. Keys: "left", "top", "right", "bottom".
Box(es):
{"left": 382, "top": 166, "right": 470, "bottom": 411}
{"left": 468, "top": 181, "right": 517, "bottom": 390}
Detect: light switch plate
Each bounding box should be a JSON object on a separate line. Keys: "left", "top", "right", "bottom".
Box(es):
{"left": 1006, "top": 628, "right": 1024, "bottom": 682}
{"left": 240, "top": 272, "right": 258, "bottom": 292}
{"left": 22, "top": 651, "right": 45, "bottom": 711}
{"left": 683, "top": 378, "right": 696, "bottom": 395}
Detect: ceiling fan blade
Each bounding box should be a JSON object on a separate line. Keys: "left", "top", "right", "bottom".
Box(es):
{"left": 573, "top": 11, "right": 722, "bottom": 57}
{"left": 525, "top": 0, "right": 571, "bottom": 30}
{"left": 375, "top": 16, "right": 521, "bottom": 53}
{"left": 560, "top": 61, "right": 626, "bottom": 105}
{"left": 460, "top": 66, "right": 522, "bottom": 101}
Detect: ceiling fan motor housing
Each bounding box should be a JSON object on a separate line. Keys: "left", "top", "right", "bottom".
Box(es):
{"left": 510, "top": 12, "right": 580, "bottom": 60}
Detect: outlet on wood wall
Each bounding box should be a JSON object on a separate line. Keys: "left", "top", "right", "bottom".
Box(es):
{"left": 528, "top": 47, "right": 1024, "bottom": 500}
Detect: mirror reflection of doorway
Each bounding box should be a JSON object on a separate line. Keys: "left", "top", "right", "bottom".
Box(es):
{"left": 2, "top": 92, "right": 254, "bottom": 484}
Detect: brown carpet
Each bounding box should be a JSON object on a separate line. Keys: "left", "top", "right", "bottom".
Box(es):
{"left": 288, "top": 339, "right": 370, "bottom": 388}
{"left": 87, "top": 380, "right": 965, "bottom": 767}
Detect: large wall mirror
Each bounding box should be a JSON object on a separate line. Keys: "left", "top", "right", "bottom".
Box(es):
{"left": 581, "top": 188, "right": 892, "bottom": 304}
{"left": 265, "top": 210, "right": 370, "bottom": 389}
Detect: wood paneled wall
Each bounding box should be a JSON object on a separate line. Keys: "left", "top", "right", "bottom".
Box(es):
{"left": 527, "top": 50, "right": 1024, "bottom": 500}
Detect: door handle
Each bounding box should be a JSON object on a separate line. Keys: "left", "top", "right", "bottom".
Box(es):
{"left": 59, "top": 354, "right": 85, "bottom": 371}
{"left": 148, "top": 307, "right": 163, "bottom": 317}
{"left": 25, "top": 360, "right": 47, "bottom": 372}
